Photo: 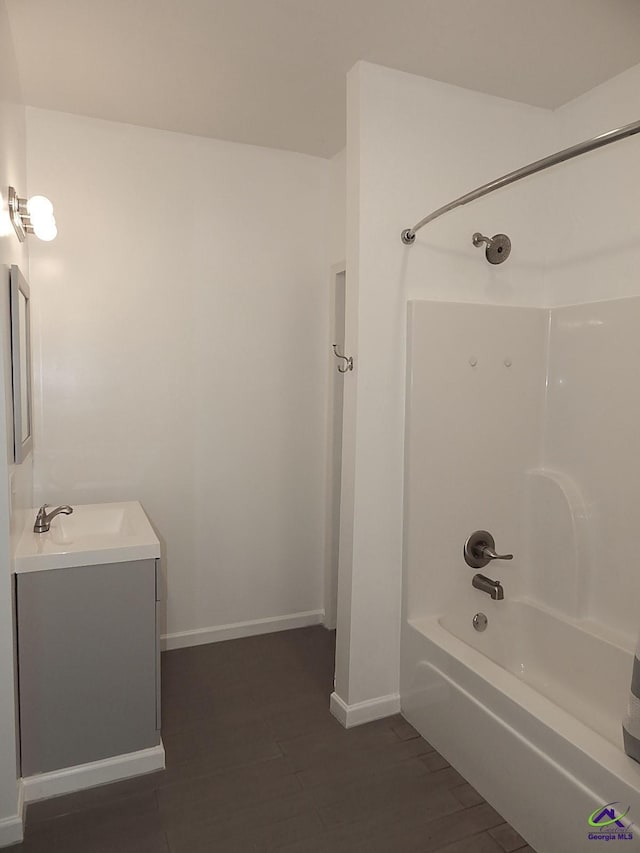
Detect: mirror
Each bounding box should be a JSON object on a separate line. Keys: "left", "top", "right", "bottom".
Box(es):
{"left": 9, "top": 265, "right": 33, "bottom": 463}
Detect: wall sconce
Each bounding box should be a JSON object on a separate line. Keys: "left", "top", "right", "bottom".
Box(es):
{"left": 8, "top": 187, "right": 57, "bottom": 242}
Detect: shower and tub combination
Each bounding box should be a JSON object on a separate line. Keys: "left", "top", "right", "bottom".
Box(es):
{"left": 399, "top": 121, "right": 640, "bottom": 852}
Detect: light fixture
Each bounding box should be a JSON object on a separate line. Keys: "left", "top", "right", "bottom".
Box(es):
{"left": 7, "top": 187, "right": 57, "bottom": 242}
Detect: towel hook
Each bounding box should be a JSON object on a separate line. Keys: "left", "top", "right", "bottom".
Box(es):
{"left": 332, "top": 344, "right": 353, "bottom": 373}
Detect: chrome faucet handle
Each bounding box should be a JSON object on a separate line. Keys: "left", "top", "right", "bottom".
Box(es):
{"left": 34, "top": 504, "right": 49, "bottom": 520}
{"left": 464, "top": 530, "right": 513, "bottom": 569}
{"left": 480, "top": 545, "right": 513, "bottom": 562}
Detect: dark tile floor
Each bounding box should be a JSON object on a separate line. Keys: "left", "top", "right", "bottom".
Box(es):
{"left": 10, "top": 627, "right": 535, "bottom": 852}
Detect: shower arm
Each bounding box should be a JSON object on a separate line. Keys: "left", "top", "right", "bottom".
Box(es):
{"left": 400, "top": 118, "right": 640, "bottom": 245}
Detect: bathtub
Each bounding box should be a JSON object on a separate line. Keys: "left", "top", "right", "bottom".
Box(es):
{"left": 401, "top": 598, "right": 640, "bottom": 852}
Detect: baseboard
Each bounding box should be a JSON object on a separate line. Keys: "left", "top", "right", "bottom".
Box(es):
{"left": 330, "top": 691, "right": 401, "bottom": 728}
{"left": 161, "top": 609, "right": 325, "bottom": 651}
{"left": 22, "top": 741, "right": 165, "bottom": 804}
{"left": 0, "top": 781, "right": 24, "bottom": 848}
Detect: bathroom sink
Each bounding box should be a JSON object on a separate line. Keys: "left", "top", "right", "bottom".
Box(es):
{"left": 15, "top": 501, "right": 160, "bottom": 573}
{"left": 50, "top": 503, "right": 136, "bottom": 542}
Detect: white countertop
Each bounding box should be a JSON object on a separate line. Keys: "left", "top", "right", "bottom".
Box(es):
{"left": 14, "top": 501, "right": 161, "bottom": 573}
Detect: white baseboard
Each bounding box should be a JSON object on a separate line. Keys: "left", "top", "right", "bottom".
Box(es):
{"left": 330, "top": 691, "right": 401, "bottom": 728}
{"left": 22, "top": 742, "right": 165, "bottom": 804}
{"left": 0, "top": 781, "right": 24, "bottom": 848}
{"left": 161, "top": 609, "right": 325, "bottom": 651}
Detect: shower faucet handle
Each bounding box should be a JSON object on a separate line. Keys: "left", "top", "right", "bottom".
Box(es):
{"left": 464, "top": 530, "right": 513, "bottom": 569}
{"left": 479, "top": 545, "right": 513, "bottom": 562}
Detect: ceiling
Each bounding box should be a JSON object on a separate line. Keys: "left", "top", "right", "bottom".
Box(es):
{"left": 6, "top": 0, "right": 640, "bottom": 158}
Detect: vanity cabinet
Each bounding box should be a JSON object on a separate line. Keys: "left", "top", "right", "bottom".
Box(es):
{"left": 17, "top": 558, "right": 161, "bottom": 776}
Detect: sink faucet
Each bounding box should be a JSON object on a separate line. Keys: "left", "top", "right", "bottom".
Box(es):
{"left": 472, "top": 573, "right": 504, "bottom": 601}
{"left": 33, "top": 504, "right": 73, "bottom": 533}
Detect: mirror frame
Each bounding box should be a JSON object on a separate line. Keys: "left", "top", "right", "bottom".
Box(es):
{"left": 9, "top": 265, "right": 33, "bottom": 463}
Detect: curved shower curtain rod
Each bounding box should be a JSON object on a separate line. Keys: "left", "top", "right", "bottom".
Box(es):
{"left": 400, "top": 118, "right": 640, "bottom": 245}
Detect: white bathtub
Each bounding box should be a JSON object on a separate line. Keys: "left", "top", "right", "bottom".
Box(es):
{"left": 401, "top": 598, "right": 640, "bottom": 853}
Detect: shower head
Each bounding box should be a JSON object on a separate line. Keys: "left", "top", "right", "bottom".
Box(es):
{"left": 472, "top": 232, "right": 511, "bottom": 264}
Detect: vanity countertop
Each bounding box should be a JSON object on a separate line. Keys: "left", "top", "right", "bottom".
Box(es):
{"left": 14, "top": 501, "right": 160, "bottom": 573}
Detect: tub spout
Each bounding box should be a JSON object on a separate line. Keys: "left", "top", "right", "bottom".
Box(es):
{"left": 472, "top": 573, "right": 504, "bottom": 600}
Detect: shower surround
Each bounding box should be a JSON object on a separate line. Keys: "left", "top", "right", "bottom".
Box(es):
{"left": 336, "top": 56, "right": 640, "bottom": 722}
{"left": 402, "top": 297, "right": 640, "bottom": 853}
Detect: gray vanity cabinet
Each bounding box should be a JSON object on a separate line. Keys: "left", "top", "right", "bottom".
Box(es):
{"left": 17, "top": 559, "right": 161, "bottom": 776}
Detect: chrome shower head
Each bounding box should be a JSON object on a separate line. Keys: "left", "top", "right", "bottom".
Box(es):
{"left": 472, "top": 232, "right": 511, "bottom": 264}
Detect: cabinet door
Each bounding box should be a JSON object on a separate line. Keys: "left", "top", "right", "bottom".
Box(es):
{"left": 18, "top": 560, "right": 160, "bottom": 776}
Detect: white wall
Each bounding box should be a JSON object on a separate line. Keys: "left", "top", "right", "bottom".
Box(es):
{"left": 0, "top": 12, "right": 32, "bottom": 535}
{"left": 0, "top": 0, "right": 30, "bottom": 842}
{"left": 26, "top": 109, "right": 330, "bottom": 643}
{"left": 327, "top": 148, "right": 346, "bottom": 266}
{"left": 336, "top": 62, "right": 554, "bottom": 709}
{"left": 546, "top": 64, "right": 640, "bottom": 306}
{"left": 322, "top": 147, "right": 346, "bottom": 630}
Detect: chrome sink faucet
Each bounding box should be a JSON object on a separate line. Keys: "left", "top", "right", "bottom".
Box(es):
{"left": 33, "top": 504, "right": 73, "bottom": 533}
